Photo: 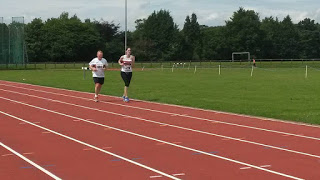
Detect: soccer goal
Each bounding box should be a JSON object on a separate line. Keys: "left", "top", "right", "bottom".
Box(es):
{"left": 232, "top": 52, "right": 250, "bottom": 62}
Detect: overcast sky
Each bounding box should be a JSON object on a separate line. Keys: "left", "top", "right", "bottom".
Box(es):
{"left": 1, "top": 0, "right": 320, "bottom": 30}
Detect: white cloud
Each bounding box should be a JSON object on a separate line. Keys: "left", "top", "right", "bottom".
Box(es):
{"left": 245, "top": 6, "right": 319, "bottom": 23}
{"left": 205, "top": 13, "right": 219, "bottom": 21}
{"left": 311, "top": 8, "right": 320, "bottom": 22}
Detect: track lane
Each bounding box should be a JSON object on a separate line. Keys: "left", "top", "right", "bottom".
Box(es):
{"left": 0, "top": 80, "right": 320, "bottom": 136}
{"left": 0, "top": 143, "right": 56, "bottom": 180}
{"left": 0, "top": 93, "right": 314, "bottom": 179}
{"left": 0, "top": 103, "right": 290, "bottom": 180}
{"left": 0, "top": 81, "right": 319, "bottom": 139}
{"left": 0, "top": 85, "right": 320, "bottom": 158}
{"left": 0, "top": 113, "right": 177, "bottom": 180}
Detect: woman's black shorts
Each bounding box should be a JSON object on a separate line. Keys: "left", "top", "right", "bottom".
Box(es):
{"left": 93, "top": 77, "right": 105, "bottom": 85}
{"left": 121, "top": 71, "right": 132, "bottom": 87}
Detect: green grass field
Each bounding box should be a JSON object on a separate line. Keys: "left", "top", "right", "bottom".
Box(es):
{"left": 0, "top": 67, "right": 319, "bottom": 125}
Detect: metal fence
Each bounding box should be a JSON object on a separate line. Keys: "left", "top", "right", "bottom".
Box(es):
{"left": 0, "top": 17, "right": 27, "bottom": 65}
{"left": 1, "top": 59, "right": 320, "bottom": 70}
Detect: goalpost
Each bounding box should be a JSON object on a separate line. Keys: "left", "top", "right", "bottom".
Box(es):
{"left": 232, "top": 52, "right": 251, "bottom": 62}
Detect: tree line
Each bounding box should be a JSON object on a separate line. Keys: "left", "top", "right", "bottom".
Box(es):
{"left": 22, "top": 8, "right": 320, "bottom": 62}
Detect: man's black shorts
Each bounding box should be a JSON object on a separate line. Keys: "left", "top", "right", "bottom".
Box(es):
{"left": 93, "top": 77, "right": 105, "bottom": 85}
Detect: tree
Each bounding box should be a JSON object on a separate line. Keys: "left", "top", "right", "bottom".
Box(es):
{"left": 93, "top": 20, "right": 123, "bottom": 61}
{"left": 132, "top": 10, "right": 180, "bottom": 61}
{"left": 40, "top": 12, "right": 101, "bottom": 61}
{"left": 225, "top": 7, "right": 263, "bottom": 59}
{"left": 260, "top": 17, "right": 281, "bottom": 58}
{"left": 278, "top": 15, "right": 300, "bottom": 58}
{"left": 23, "top": 9, "right": 320, "bottom": 62}
{"left": 25, "top": 18, "right": 45, "bottom": 61}
{"left": 201, "top": 26, "right": 230, "bottom": 60}
{"left": 181, "top": 13, "right": 202, "bottom": 60}
{"left": 297, "top": 18, "right": 320, "bottom": 58}
{"left": 25, "top": 12, "right": 125, "bottom": 62}
{"left": 131, "top": 19, "right": 153, "bottom": 61}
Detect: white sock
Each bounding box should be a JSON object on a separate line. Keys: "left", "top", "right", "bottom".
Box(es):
{"left": 95, "top": 94, "right": 98, "bottom": 98}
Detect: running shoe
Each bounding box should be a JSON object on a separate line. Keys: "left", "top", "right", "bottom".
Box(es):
{"left": 124, "top": 97, "right": 130, "bottom": 102}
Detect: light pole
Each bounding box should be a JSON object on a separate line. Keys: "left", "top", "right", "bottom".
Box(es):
{"left": 125, "top": 0, "right": 127, "bottom": 53}
{"left": 14, "top": 26, "right": 20, "bottom": 64}
{"left": 8, "top": 25, "right": 10, "bottom": 64}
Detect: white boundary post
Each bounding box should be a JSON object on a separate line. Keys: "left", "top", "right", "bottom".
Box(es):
{"left": 251, "top": 66, "right": 254, "bottom": 77}
{"left": 82, "top": 67, "right": 89, "bottom": 80}
{"left": 171, "top": 65, "right": 174, "bottom": 72}
{"left": 219, "top": 65, "right": 221, "bottom": 75}
{"left": 305, "top": 65, "right": 308, "bottom": 78}
{"left": 194, "top": 66, "right": 197, "bottom": 74}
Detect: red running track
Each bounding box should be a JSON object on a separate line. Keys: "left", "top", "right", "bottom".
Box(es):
{"left": 0, "top": 80, "right": 320, "bottom": 180}
{"left": 0, "top": 143, "right": 52, "bottom": 180}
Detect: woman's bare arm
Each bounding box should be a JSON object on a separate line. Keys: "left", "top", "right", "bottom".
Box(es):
{"left": 118, "top": 56, "right": 124, "bottom": 66}
{"left": 131, "top": 56, "right": 135, "bottom": 67}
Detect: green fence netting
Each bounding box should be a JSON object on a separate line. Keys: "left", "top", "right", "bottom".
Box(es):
{"left": 0, "top": 17, "right": 27, "bottom": 65}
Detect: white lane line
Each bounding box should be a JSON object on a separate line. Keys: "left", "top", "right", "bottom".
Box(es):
{"left": 260, "top": 165, "right": 272, "bottom": 168}
{"left": 150, "top": 173, "right": 185, "bottom": 179}
{"left": 23, "top": 152, "right": 34, "bottom": 155}
{"left": 241, "top": 165, "right": 272, "bottom": 170}
{"left": 150, "top": 175, "right": 163, "bottom": 178}
{"left": 0, "top": 111, "right": 180, "bottom": 180}
{"left": 0, "top": 91, "right": 319, "bottom": 160}
{"left": 0, "top": 103, "right": 304, "bottom": 180}
{"left": 1, "top": 83, "right": 319, "bottom": 141}
{"left": 154, "top": 114, "right": 320, "bottom": 141}
{"left": 1, "top": 80, "right": 318, "bottom": 129}
{"left": 0, "top": 142, "right": 61, "bottom": 180}
{"left": 120, "top": 93, "right": 320, "bottom": 129}
{"left": 1, "top": 153, "right": 14, "bottom": 157}
{"left": 172, "top": 173, "right": 185, "bottom": 176}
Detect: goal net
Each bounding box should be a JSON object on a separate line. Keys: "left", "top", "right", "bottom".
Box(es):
{"left": 232, "top": 52, "right": 250, "bottom": 62}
